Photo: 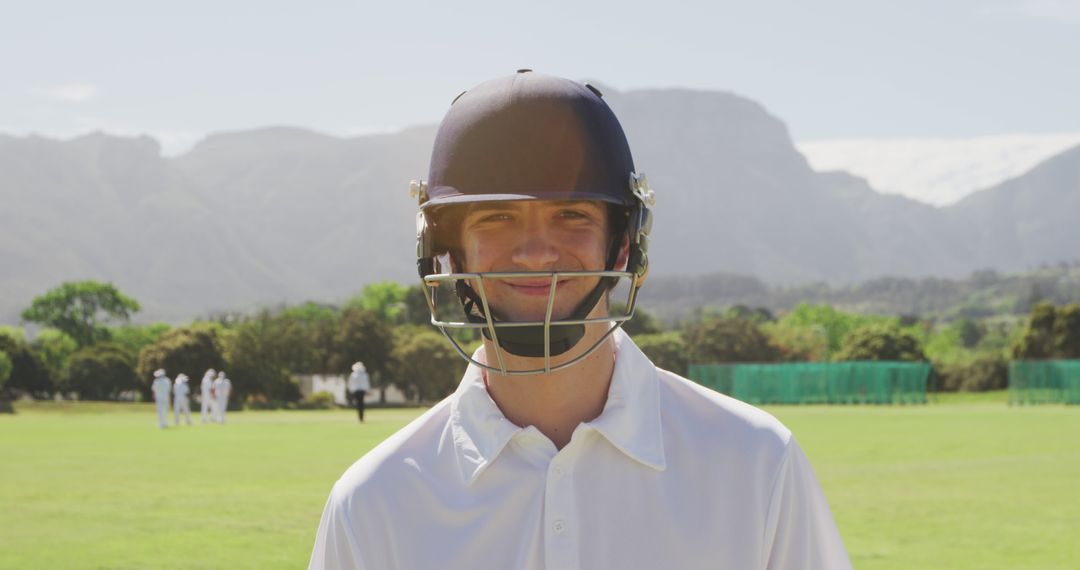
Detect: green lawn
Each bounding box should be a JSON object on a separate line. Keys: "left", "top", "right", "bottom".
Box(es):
{"left": 1, "top": 398, "right": 1077, "bottom": 569}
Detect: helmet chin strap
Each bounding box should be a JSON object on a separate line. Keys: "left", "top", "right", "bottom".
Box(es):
{"left": 457, "top": 277, "right": 613, "bottom": 358}
{"left": 454, "top": 234, "right": 623, "bottom": 359}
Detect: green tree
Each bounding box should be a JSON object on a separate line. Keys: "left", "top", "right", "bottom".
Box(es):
{"left": 332, "top": 308, "right": 395, "bottom": 397}
{"left": 632, "top": 332, "right": 688, "bottom": 374}
{"left": 956, "top": 319, "right": 984, "bottom": 348}
{"left": 614, "top": 303, "right": 663, "bottom": 336}
{"left": 935, "top": 354, "right": 1007, "bottom": 392}
{"left": 0, "top": 332, "right": 53, "bottom": 397}
{"left": 137, "top": 327, "right": 226, "bottom": 398}
{"left": 1012, "top": 302, "right": 1057, "bottom": 359}
{"left": 111, "top": 323, "right": 171, "bottom": 356}
{"left": 390, "top": 329, "right": 465, "bottom": 402}
{"left": 683, "top": 315, "right": 780, "bottom": 364}
{"left": 0, "top": 326, "right": 25, "bottom": 341}
{"left": 724, "top": 304, "right": 774, "bottom": 324}
{"left": 21, "top": 281, "right": 141, "bottom": 347}
{"left": 1052, "top": 303, "right": 1080, "bottom": 358}
{"left": 761, "top": 321, "right": 828, "bottom": 362}
{"left": 778, "top": 304, "right": 894, "bottom": 358}
{"left": 224, "top": 311, "right": 300, "bottom": 404}
{"left": 348, "top": 281, "right": 408, "bottom": 323}
{"left": 0, "top": 351, "right": 12, "bottom": 412}
{"left": 274, "top": 303, "right": 339, "bottom": 373}
{"left": 0, "top": 351, "right": 12, "bottom": 393}
{"left": 834, "top": 324, "right": 927, "bottom": 362}
{"left": 63, "top": 343, "right": 139, "bottom": 400}
{"left": 32, "top": 329, "right": 79, "bottom": 379}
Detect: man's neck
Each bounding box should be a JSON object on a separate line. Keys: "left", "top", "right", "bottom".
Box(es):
{"left": 482, "top": 327, "right": 617, "bottom": 450}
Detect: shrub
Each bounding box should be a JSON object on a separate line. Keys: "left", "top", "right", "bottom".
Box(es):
{"left": 138, "top": 327, "right": 226, "bottom": 398}
{"left": 632, "top": 332, "right": 689, "bottom": 374}
{"left": 298, "top": 391, "right": 337, "bottom": 410}
{"left": 0, "top": 351, "right": 12, "bottom": 391}
{"left": 934, "top": 354, "right": 1008, "bottom": 392}
{"left": 683, "top": 316, "right": 780, "bottom": 364}
{"left": 0, "top": 332, "right": 53, "bottom": 397}
{"left": 63, "top": 343, "right": 139, "bottom": 400}
{"left": 834, "top": 324, "right": 926, "bottom": 362}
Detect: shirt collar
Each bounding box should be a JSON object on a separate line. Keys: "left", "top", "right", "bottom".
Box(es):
{"left": 448, "top": 328, "right": 666, "bottom": 486}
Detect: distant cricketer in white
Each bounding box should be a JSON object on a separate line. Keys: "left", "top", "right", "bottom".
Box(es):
{"left": 201, "top": 368, "right": 215, "bottom": 423}
{"left": 172, "top": 373, "right": 192, "bottom": 425}
{"left": 151, "top": 369, "right": 172, "bottom": 429}
{"left": 213, "top": 371, "right": 231, "bottom": 423}
{"left": 309, "top": 71, "right": 851, "bottom": 569}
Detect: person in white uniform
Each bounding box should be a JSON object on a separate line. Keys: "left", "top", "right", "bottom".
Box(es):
{"left": 309, "top": 72, "right": 850, "bottom": 569}
{"left": 213, "top": 371, "right": 232, "bottom": 423}
{"left": 347, "top": 361, "right": 371, "bottom": 423}
{"left": 150, "top": 369, "right": 172, "bottom": 429}
{"left": 173, "top": 374, "right": 192, "bottom": 426}
{"left": 201, "top": 368, "right": 216, "bottom": 423}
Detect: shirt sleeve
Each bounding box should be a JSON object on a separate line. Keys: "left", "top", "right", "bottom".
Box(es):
{"left": 762, "top": 438, "right": 852, "bottom": 570}
{"left": 308, "top": 483, "right": 367, "bottom": 570}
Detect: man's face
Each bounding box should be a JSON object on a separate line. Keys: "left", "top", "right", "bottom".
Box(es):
{"left": 458, "top": 200, "right": 611, "bottom": 323}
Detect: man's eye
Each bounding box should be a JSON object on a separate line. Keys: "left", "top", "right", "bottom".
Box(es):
{"left": 556, "top": 209, "right": 589, "bottom": 219}
{"left": 478, "top": 213, "right": 513, "bottom": 223}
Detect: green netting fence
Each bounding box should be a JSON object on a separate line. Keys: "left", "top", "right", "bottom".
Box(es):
{"left": 688, "top": 362, "right": 931, "bottom": 405}
{"left": 1008, "top": 360, "right": 1080, "bottom": 405}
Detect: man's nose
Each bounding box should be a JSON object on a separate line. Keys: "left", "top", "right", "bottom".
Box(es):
{"left": 511, "top": 220, "right": 559, "bottom": 269}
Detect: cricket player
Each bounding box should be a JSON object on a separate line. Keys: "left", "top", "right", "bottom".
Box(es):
{"left": 201, "top": 368, "right": 215, "bottom": 423}
{"left": 310, "top": 71, "right": 850, "bottom": 568}
{"left": 347, "top": 361, "right": 370, "bottom": 423}
{"left": 150, "top": 369, "right": 172, "bottom": 429}
{"left": 173, "top": 374, "right": 192, "bottom": 425}
{"left": 213, "top": 371, "right": 232, "bottom": 423}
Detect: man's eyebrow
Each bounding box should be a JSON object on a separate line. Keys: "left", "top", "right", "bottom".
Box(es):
{"left": 463, "top": 203, "right": 515, "bottom": 215}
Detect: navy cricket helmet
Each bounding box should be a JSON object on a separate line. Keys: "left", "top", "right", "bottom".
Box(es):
{"left": 411, "top": 70, "right": 655, "bottom": 374}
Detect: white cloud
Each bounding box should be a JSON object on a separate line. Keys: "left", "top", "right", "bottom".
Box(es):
{"left": 985, "top": 0, "right": 1080, "bottom": 24}
{"left": 797, "top": 133, "right": 1080, "bottom": 207}
{"left": 37, "top": 84, "right": 98, "bottom": 102}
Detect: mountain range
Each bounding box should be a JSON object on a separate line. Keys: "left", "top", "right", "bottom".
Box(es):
{"left": 2, "top": 84, "right": 1078, "bottom": 323}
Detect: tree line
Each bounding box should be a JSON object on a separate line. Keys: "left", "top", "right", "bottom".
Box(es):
{"left": 2, "top": 280, "right": 1078, "bottom": 406}
{"left": 0, "top": 280, "right": 469, "bottom": 406}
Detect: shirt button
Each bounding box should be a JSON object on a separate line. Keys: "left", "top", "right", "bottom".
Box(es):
{"left": 552, "top": 520, "right": 566, "bottom": 534}
{"left": 553, "top": 465, "right": 565, "bottom": 477}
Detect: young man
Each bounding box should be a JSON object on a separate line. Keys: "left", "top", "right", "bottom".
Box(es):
{"left": 173, "top": 373, "right": 192, "bottom": 426}
{"left": 310, "top": 71, "right": 850, "bottom": 569}
{"left": 347, "top": 361, "right": 370, "bottom": 423}
{"left": 151, "top": 369, "right": 172, "bottom": 429}
{"left": 213, "top": 371, "right": 231, "bottom": 423}
{"left": 201, "top": 368, "right": 215, "bottom": 423}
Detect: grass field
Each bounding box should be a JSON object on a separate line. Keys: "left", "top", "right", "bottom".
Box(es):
{"left": 2, "top": 396, "right": 1078, "bottom": 569}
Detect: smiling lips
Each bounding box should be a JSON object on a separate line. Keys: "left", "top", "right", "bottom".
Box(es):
{"left": 503, "top": 278, "right": 571, "bottom": 296}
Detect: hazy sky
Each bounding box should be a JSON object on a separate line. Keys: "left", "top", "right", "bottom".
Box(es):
{"left": 4, "top": 0, "right": 1080, "bottom": 155}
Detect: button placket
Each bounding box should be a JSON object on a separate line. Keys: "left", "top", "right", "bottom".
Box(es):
{"left": 543, "top": 443, "right": 580, "bottom": 570}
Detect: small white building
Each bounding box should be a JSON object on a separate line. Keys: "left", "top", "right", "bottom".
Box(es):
{"left": 293, "top": 374, "right": 409, "bottom": 405}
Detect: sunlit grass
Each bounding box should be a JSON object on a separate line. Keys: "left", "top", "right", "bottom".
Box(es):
{"left": 1, "top": 398, "right": 1076, "bottom": 569}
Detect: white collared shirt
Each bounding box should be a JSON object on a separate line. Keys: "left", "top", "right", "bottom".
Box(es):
{"left": 310, "top": 330, "right": 850, "bottom": 569}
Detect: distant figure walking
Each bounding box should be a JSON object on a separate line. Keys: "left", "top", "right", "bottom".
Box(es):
{"left": 348, "top": 361, "right": 371, "bottom": 423}
{"left": 213, "top": 371, "right": 232, "bottom": 423}
{"left": 201, "top": 369, "right": 216, "bottom": 423}
{"left": 151, "top": 369, "right": 172, "bottom": 429}
{"left": 173, "top": 374, "right": 192, "bottom": 425}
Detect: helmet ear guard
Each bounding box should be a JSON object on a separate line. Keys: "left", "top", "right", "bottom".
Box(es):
{"left": 413, "top": 180, "right": 437, "bottom": 279}
{"left": 625, "top": 172, "right": 655, "bottom": 287}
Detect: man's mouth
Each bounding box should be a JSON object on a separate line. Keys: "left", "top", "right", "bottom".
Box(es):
{"left": 503, "top": 278, "right": 570, "bottom": 296}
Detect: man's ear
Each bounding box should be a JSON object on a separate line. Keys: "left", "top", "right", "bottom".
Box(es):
{"left": 615, "top": 234, "right": 630, "bottom": 271}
